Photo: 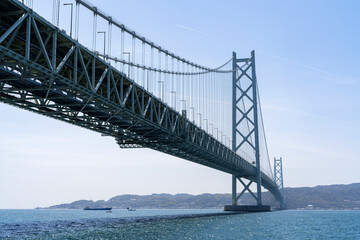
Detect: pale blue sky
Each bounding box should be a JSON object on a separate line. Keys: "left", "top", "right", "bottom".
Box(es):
{"left": 1, "top": 0, "right": 359, "bottom": 208}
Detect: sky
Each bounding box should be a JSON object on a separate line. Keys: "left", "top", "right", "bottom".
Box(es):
{"left": 1, "top": 0, "right": 360, "bottom": 209}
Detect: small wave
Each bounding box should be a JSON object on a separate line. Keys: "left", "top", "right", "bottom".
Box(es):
{"left": 0, "top": 212, "right": 239, "bottom": 239}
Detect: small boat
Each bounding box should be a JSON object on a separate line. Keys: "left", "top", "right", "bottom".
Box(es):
{"left": 127, "top": 207, "right": 136, "bottom": 211}
{"left": 83, "top": 206, "right": 112, "bottom": 211}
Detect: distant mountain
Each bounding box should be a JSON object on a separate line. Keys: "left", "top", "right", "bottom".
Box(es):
{"left": 283, "top": 183, "right": 360, "bottom": 209}
{"left": 47, "top": 183, "right": 360, "bottom": 210}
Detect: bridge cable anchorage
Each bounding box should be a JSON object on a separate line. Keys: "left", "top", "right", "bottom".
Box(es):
{"left": 1, "top": 0, "right": 283, "bottom": 210}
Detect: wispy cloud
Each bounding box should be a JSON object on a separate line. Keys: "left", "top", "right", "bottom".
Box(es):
{"left": 256, "top": 50, "right": 358, "bottom": 85}
{"left": 263, "top": 104, "right": 325, "bottom": 119}
{"left": 175, "top": 24, "right": 205, "bottom": 35}
{"left": 262, "top": 104, "right": 355, "bottom": 125}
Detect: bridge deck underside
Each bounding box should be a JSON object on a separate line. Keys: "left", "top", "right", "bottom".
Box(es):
{"left": 0, "top": 0, "right": 282, "bottom": 201}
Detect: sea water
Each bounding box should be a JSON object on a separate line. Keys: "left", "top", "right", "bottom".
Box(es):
{"left": 0, "top": 209, "right": 359, "bottom": 239}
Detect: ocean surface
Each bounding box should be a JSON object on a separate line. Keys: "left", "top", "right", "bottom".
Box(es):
{"left": 0, "top": 209, "right": 359, "bottom": 239}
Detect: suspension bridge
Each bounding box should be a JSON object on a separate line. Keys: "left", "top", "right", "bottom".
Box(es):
{"left": 0, "top": 0, "right": 285, "bottom": 210}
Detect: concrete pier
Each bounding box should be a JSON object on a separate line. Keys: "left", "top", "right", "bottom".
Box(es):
{"left": 224, "top": 205, "right": 271, "bottom": 212}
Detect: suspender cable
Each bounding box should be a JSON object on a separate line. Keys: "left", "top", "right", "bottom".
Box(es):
{"left": 208, "top": 73, "right": 211, "bottom": 132}
{"left": 108, "top": 21, "right": 112, "bottom": 61}
{"left": 75, "top": 1, "right": 80, "bottom": 41}
{"left": 131, "top": 34, "right": 136, "bottom": 79}
{"left": 222, "top": 72, "right": 226, "bottom": 143}
{"left": 142, "top": 41, "right": 145, "bottom": 87}
{"left": 150, "top": 46, "right": 154, "bottom": 93}
{"left": 56, "top": 0, "right": 60, "bottom": 27}
{"left": 181, "top": 61, "right": 185, "bottom": 111}
{"left": 201, "top": 70, "right": 205, "bottom": 130}
{"left": 165, "top": 54, "right": 168, "bottom": 104}
{"left": 176, "top": 59, "right": 180, "bottom": 111}
{"left": 198, "top": 67, "right": 201, "bottom": 127}
{"left": 217, "top": 71, "right": 221, "bottom": 142}
{"left": 213, "top": 71, "right": 215, "bottom": 136}
{"left": 206, "top": 73, "right": 214, "bottom": 136}
{"left": 215, "top": 71, "right": 218, "bottom": 136}
{"left": 205, "top": 72, "right": 208, "bottom": 132}
{"left": 92, "top": 12, "right": 97, "bottom": 52}
{"left": 190, "top": 65, "right": 194, "bottom": 122}
{"left": 187, "top": 63, "right": 190, "bottom": 117}
{"left": 158, "top": 49, "right": 162, "bottom": 100}
{"left": 171, "top": 57, "right": 175, "bottom": 109}
{"left": 52, "top": 0, "right": 56, "bottom": 25}
{"left": 120, "top": 30, "right": 124, "bottom": 72}
{"left": 209, "top": 71, "right": 211, "bottom": 134}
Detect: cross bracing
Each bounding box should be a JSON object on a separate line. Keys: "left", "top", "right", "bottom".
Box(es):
{"left": 0, "top": 0, "right": 284, "bottom": 206}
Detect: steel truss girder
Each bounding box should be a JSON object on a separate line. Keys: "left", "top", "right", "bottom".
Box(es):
{"left": 0, "top": 0, "right": 283, "bottom": 203}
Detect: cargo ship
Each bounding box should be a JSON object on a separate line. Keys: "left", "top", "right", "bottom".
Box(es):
{"left": 83, "top": 206, "right": 112, "bottom": 210}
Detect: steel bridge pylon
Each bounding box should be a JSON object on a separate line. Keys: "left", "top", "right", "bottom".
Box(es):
{"left": 226, "top": 51, "right": 269, "bottom": 211}
{"left": 274, "top": 157, "right": 286, "bottom": 209}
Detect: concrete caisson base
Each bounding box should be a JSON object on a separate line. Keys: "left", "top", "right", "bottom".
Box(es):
{"left": 224, "top": 205, "right": 271, "bottom": 212}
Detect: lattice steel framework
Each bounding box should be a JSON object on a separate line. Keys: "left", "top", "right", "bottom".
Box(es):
{"left": 274, "top": 157, "right": 285, "bottom": 208}
{"left": 0, "top": 0, "right": 284, "bottom": 206}
{"left": 231, "top": 51, "right": 263, "bottom": 206}
{"left": 274, "top": 157, "right": 284, "bottom": 192}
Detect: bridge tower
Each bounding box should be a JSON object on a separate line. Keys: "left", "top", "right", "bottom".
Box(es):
{"left": 226, "top": 51, "right": 270, "bottom": 211}
{"left": 274, "top": 157, "right": 286, "bottom": 209}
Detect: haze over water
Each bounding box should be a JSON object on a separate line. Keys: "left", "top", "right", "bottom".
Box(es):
{"left": 1, "top": 209, "right": 359, "bottom": 239}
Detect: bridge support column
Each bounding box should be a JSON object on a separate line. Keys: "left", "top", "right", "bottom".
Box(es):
{"left": 232, "top": 175, "right": 237, "bottom": 205}
{"left": 225, "top": 176, "right": 270, "bottom": 212}
{"left": 226, "top": 51, "right": 269, "bottom": 212}
{"left": 274, "top": 157, "right": 286, "bottom": 209}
